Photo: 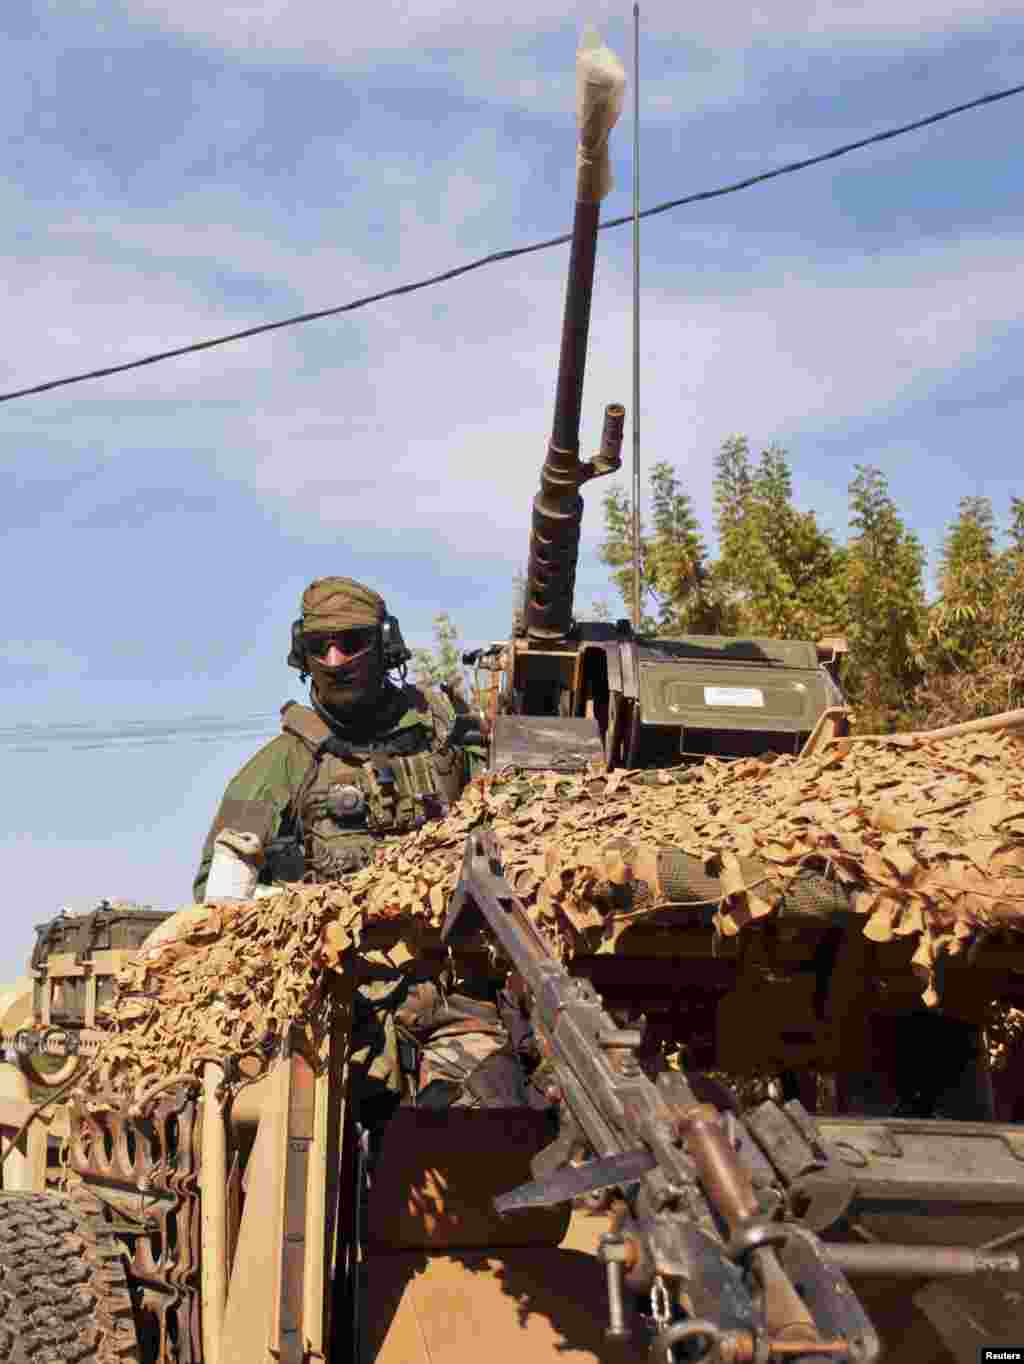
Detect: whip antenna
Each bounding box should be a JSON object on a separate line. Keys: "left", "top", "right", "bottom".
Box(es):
{"left": 631, "top": 3, "right": 642, "bottom": 631}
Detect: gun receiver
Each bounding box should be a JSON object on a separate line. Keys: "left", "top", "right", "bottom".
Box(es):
{"left": 444, "top": 830, "right": 1024, "bottom": 1361}
{"left": 443, "top": 829, "right": 873, "bottom": 1361}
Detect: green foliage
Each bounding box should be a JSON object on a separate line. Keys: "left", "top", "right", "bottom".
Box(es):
{"left": 599, "top": 480, "right": 654, "bottom": 631}
{"left": 599, "top": 437, "right": 844, "bottom": 644}
{"left": 1000, "top": 537, "right": 1024, "bottom": 651}
{"left": 914, "top": 496, "right": 1024, "bottom": 726}
{"left": 647, "top": 462, "right": 721, "bottom": 632}
{"left": 711, "top": 439, "right": 846, "bottom": 641}
{"left": 712, "top": 435, "right": 753, "bottom": 539}
{"left": 411, "top": 611, "right": 465, "bottom": 697}
{"left": 1009, "top": 496, "right": 1024, "bottom": 557}
{"left": 928, "top": 496, "right": 998, "bottom": 671}
{"left": 843, "top": 466, "right": 927, "bottom": 731}
{"left": 512, "top": 568, "right": 527, "bottom": 612}
{"left": 598, "top": 461, "right": 722, "bottom": 634}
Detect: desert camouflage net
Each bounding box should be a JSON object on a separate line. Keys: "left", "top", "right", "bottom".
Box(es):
{"left": 78, "top": 724, "right": 1024, "bottom": 1104}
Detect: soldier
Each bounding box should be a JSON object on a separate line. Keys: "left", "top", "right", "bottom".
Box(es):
{"left": 193, "top": 576, "right": 532, "bottom": 1121}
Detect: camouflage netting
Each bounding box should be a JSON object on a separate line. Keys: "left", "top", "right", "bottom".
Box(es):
{"left": 77, "top": 725, "right": 1024, "bottom": 1106}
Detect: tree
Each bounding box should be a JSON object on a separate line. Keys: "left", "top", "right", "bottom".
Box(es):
{"left": 598, "top": 462, "right": 721, "bottom": 633}
{"left": 712, "top": 440, "right": 845, "bottom": 640}
{"left": 646, "top": 462, "right": 722, "bottom": 632}
{"left": 597, "top": 438, "right": 845, "bottom": 642}
{"left": 1008, "top": 496, "right": 1024, "bottom": 556}
{"left": 1000, "top": 500, "right": 1024, "bottom": 656}
{"left": 927, "top": 496, "right": 998, "bottom": 673}
{"left": 995, "top": 504, "right": 1024, "bottom": 711}
{"left": 511, "top": 568, "right": 527, "bottom": 630}
{"left": 843, "top": 465, "right": 927, "bottom": 731}
{"left": 712, "top": 435, "right": 753, "bottom": 541}
{"left": 598, "top": 481, "right": 657, "bottom": 632}
{"left": 915, "top": 496, "right": 1024, "bottom": 725}
{"left": 411, "top": 612, "right": 466, "bottom": 697}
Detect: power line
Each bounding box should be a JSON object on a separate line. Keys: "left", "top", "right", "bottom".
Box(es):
{"left": 2, "top": 78, "right": 1022, "bottom": 407}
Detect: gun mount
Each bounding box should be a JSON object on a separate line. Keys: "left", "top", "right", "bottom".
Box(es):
{"left": 526, "top": 400, "right": 624, "bottom": 642}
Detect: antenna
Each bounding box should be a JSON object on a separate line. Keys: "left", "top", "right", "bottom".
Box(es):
{"left": 631, "top": 3, "right": 642, "bottom": 632}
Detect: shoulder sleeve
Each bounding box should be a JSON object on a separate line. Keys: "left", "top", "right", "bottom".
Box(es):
{"left": 191, "top": 734, "right": 312, "bottom": 902}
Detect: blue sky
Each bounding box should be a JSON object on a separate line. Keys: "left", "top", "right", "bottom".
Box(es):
{"left": 2, "top": 0, "right": 1022, "bottom": 981}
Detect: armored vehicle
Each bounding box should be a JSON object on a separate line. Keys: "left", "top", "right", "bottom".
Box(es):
{"left": 4, "top": 27, "right": 1024, "bottom": 1364}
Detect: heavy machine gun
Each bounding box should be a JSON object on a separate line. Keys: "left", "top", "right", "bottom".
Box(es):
{"left": 476, "top": 28, "right": 849, "bottom": 776}
{"left": 444, "top": 829, "right": 1021, "bottom": 1363}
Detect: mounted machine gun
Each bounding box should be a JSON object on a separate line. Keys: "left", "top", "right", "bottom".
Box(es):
{"left": 472, "top": 32, "right": 848, "bottom": 775}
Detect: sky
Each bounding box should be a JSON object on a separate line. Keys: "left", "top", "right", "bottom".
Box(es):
{"left": 2, "top": 0, "right": 1022, "bottom": 981}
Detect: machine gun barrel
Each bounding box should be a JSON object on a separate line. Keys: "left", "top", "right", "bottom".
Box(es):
{"left": 552, "top": 199, "right": 601, "bottom": 456}
{"left": 526, "top": 29, "right": 626, "bottom": 641}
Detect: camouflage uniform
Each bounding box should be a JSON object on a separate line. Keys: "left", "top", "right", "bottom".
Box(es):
{"left": 191, "top": 680, "right": 476, "bottom": 899}
{"left": 193, "top": 577, "right": 514, "bottom": 1113}
{"left": 393, "top": 980, "right": 535, "bottom": 1110}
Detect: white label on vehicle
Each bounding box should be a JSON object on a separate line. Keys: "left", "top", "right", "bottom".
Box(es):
{"left": 703, "top": 686, "right": 765, "bottom": 708}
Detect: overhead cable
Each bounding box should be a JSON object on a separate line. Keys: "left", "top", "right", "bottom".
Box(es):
{"left": 2, "top": 78, "right": 1022, "bottom": 406}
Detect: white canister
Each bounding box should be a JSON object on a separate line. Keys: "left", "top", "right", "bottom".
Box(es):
{"left": 204, "top": 828, "right": 264, "bottom": 902}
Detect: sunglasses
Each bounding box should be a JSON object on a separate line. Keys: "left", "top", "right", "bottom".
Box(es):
{"left": 304, "top": 628, "right": 377, "bottom": 658}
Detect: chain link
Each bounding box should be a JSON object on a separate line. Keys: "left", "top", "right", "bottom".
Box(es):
{"left": 650, "top": 1274, "right": 671, "bottom": 1331}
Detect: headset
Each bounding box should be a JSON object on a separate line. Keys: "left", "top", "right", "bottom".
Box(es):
{"left": 288, "top": 614, "right": 412, "bottom": 679}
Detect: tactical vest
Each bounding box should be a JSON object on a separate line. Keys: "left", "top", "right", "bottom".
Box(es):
{"left": 280, "top": 692, "right": 464, "bottom": 881}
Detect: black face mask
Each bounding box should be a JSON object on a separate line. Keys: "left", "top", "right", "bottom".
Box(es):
{"left": 309, "top": 645, "right": 385, "bottom": 715}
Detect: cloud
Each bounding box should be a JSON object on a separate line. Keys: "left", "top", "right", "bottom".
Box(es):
{"left": 7, "top": 162, "right": 1023, "bottom": 570}
{"left": 122, "top": 0, "right": 1022, "bottom": 68}
{"left": 0, "top": 641, "right": 86, "bottom": 678}
{"left": 204, "top": 228, "right": 1024, "bottom": 553}
{"left": 19, "top": 0, "right": 998, "bottom": 144}
{"left": 1, "top": 245, "right": 302, "bottom": 409}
